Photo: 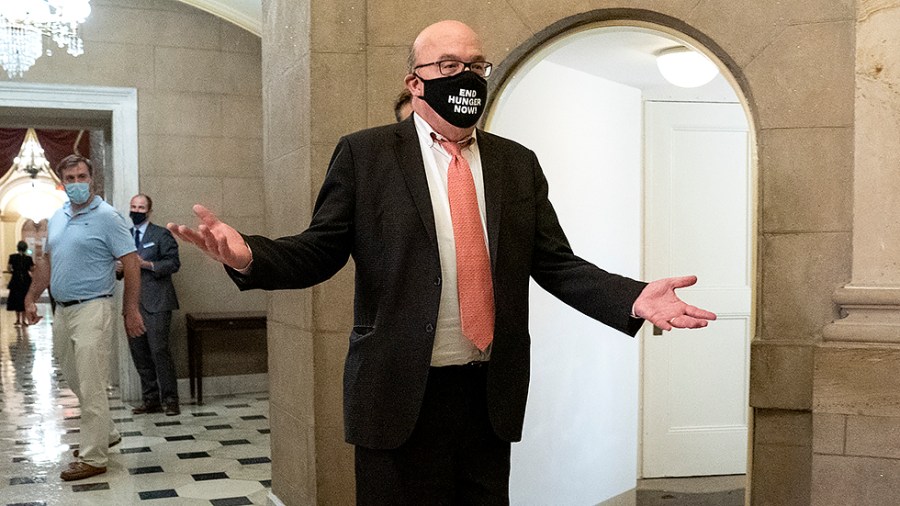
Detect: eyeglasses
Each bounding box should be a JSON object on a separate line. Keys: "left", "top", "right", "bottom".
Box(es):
{"left": 413, "top": 60, "right": 494, "bottom": 78}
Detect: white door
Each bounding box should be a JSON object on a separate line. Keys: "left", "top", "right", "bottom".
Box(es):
{"left": 641, "top": 101, "right": 751, "bottom": 477}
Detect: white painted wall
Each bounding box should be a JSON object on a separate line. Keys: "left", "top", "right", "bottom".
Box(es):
{"left": 488, "top": 60, "right": 643, "bottom": 504}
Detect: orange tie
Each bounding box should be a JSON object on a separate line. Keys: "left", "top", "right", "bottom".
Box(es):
{"left": 435, "top": 135, "right": 495, "bottom": 351}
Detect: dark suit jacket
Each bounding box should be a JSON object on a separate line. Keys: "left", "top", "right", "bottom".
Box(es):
{"left": 229, "top": 117, "right": 647, "bottom": 449}
{"left": 136, "top": 222, "right": 180, "bottom": 313}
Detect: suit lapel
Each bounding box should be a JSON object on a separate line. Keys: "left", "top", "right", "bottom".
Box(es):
{"left": 143, "top": 223, "right": 164, "bottom": 249}
{"left": 142, "top": 223, "right": 156, "bottom": 243}
{"left": 477, "top": 130, "right": 503, "bottom": 270}
{"left": 395, "top": 118, "right": 439, "bottom": 252}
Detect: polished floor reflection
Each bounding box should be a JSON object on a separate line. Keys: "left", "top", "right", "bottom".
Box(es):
{"left": 0, "top": 304, "right": 272, "bottom": 505}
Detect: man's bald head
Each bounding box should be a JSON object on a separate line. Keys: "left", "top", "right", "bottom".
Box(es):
{"left": 407, "top": 20, "right": 483, "bottom": 71}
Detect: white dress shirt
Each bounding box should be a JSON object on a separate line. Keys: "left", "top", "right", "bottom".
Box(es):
{"left": 413, "top": 113, "right": 492, "bottom": 366}
{"left": 133, "top": 221, "right": 148, "bottom": 246}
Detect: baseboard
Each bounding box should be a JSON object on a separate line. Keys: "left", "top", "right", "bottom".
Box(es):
{"left": 596, "top": 487, "right": 636, "bottom": 506}
{"left": 177, "top": 373, "right": 268, "bottom": 402}
{"left": 267, "top": 490, "right": 287, "bottom": 506}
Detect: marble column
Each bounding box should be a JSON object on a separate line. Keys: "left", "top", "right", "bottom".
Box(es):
{"left": 261, "top": 0, "right": 362, "bottom": 504}
{"left": 817, "top": 1, "right": 900, "bottom": 410}
{"left": 823, "top": 2, "right": 900, "bottom": 343}
{"left": 812, "top": 2, "right": 900, "bottom": 504}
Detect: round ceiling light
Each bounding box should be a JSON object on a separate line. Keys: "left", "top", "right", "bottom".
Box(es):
{"left": 656, "top": 46, "right": 719, "bottom": 88}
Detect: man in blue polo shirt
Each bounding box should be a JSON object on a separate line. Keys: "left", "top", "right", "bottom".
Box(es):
{"left": 24, "top": 154, "right": 145, "bottom": 482}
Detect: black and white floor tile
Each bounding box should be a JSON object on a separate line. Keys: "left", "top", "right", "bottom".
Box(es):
{"left": 0, "top": 304, "right": 272, "bottom": 505}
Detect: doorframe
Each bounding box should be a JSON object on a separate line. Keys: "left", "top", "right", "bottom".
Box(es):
{"left": 484, "top": 12, "right": 759, "bottom": 493}
{"left": 0, "top": 81, "right": 141, "bottom": 401}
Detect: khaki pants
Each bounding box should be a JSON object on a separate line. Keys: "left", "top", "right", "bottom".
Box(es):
{"left": 53, "top": 297, "right": 119, "bottom": 467}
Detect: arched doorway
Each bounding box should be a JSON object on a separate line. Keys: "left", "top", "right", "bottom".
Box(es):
{"left": 18, "top": 220, "right": 49, "bottom": 257}
{"left": 0, "top": 128, "right": 66, "bottom": 289}
{"left": 485, "top": 20, "right": 754, "bottom": 505}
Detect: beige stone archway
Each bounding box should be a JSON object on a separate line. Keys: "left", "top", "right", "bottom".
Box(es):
{"left": 485, "top": 9, "right": 756, "bottom": 501}
{"left": 261, "top": 2, "right": 856, "bottom": 505}
{"left": 482, "top": 9, "right": 752, "bottom": 114}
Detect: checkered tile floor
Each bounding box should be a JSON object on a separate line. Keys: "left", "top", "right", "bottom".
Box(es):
{"left": 0, "top": 305, "right": 272, "bottom": 505}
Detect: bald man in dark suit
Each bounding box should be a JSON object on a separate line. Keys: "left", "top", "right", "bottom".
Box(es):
{"left": 124, "top": 194, "right": 181, "bottom": 416}
{"left": 169, "top": 19, "right": 716, "bottom": 506}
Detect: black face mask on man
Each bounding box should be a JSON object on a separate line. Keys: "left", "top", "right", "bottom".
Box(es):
{"left": 418, "top": 71, "right": 487, "bottom": 129}
{"left": 130, "top": 211, "right": 148, "bottom": 225}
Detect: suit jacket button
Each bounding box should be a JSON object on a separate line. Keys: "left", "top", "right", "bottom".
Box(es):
{"left": 425, "top": 323, "right": 434, "bottom": 333}
{"left": 433, "top": 276, "right": 441, "bottom": 286}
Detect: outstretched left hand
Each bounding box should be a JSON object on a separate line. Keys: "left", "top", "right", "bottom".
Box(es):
{"left": 632, "top": 275, "right": 717, "bottom": 331}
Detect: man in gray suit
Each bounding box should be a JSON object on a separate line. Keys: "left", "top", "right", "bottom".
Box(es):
{"left": 123, "top": 193, "right": 181, "bottom": 416}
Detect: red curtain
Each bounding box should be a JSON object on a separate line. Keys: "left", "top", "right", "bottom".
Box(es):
{"left": 34, "top": 129, "right": 92, "bottom": 174}
{"left": 0, "top": 129, "right": 27, "bottom": 179}
{"left": 0, "top": 128, "right": 91, "bottom": 179}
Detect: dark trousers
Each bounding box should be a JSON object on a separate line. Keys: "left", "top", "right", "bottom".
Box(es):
{"left": 128, "top": 309, "right": 178, "bottom": 405}
{"left": 355, "top": 362, "right": 511, "bottom": 506}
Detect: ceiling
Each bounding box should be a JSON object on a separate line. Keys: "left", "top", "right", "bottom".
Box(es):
{"left": 541, "top": 27, "right": 737, "bottom": 102}
{"left": 176, "top": 0, "right": 262, "bottom": 35}
{"left": 174, "top": 5, "right": 736, "bottom": 102}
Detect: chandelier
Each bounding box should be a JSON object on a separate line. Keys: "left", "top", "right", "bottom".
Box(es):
{"left": 13, "top": 129, "right": 52, "bottom": 179}
{"left": 0, "top": 1, "right": 92, "bottom": 79}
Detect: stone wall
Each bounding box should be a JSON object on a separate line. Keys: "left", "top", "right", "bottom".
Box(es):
{"left": 811, "top": 2, "right": 900, "bottom": 504}
{"left": 261, "top": 0, "right": 858, "bottom": 504}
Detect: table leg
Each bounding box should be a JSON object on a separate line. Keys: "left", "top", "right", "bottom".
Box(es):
{"left": 187, "top": 326, "right": 196, "bottom": 399}
{"left": 197, "top": 331, "right": 203, "bottom": 406}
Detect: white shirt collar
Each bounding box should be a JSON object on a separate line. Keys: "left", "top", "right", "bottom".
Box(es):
{"left": 412, "top": 112, "right": 477, "bottom": 150}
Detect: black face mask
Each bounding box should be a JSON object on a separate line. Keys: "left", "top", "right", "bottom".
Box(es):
{"left": 419, "top": 71, "right": 487, "bottom": 128}
{"left": 130, "top": 211, "right": 148, "bottom": 225}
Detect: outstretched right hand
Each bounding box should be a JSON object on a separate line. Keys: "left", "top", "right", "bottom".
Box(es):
{"left": 167, "top": 205, "right": 252, "bottom": 270}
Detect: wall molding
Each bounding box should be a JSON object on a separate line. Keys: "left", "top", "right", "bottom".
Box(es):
{"left": 176, "top": 373, "right": 269, "bottom": 401}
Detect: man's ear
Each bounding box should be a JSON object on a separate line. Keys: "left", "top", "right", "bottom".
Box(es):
{"left": 405, "top": 74, "right": 423, "bottom": 97}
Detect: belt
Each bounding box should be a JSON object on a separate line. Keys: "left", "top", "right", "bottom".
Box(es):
{"left": 57, "top": 294, "right": 113, "bottom": 307}
{"left": 428, "top": 361, "right": 489, "bottom": 386}
{"left": 431, "top": 360, "right": 489, "bottom": 371}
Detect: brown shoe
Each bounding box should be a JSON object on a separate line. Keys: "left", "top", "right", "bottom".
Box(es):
{"left": 132, "top": 403, "right": 162, "bottom": 414}
{"left": 60, "top": 461, "right": 107, "bottom": 481}
{"left": 73, "top": 435, "right": 121, "bottom": 458}
{"left": 165, "top": 402, "right": 180, "bottom": 416}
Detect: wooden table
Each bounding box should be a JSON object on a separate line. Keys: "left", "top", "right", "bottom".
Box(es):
{"left": 185, "top": 311, "right": 266, "bottom": 405}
